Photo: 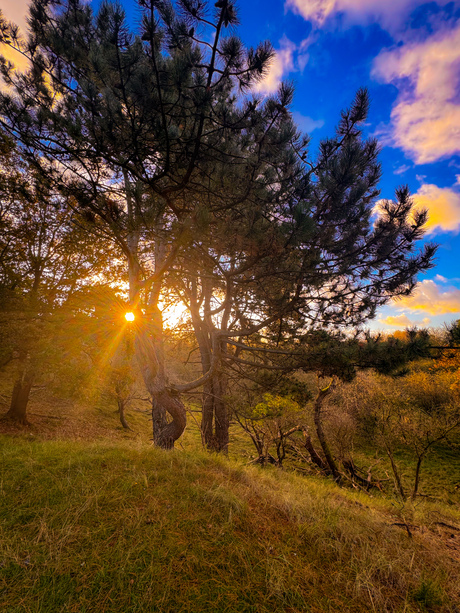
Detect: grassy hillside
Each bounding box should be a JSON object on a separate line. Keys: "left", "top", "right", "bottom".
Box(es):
{"left": 1, "top": 433, "right": 460, "bottom": 613}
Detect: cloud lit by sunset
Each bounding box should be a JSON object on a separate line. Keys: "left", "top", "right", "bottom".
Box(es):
{"left": 286, "top": 0, "right": 454, "bottom": 30}
{"left": 1, "top": 0, "right": 28, "bottom": 31}
{"left": 378, "top": 313, "right": 430, "bottom": 328}
{"left": 0, "top": 0, "right": 30, "bottom": 72}
{"left": 412, "top": 184, "right": 460, "bottom": 235}
{"left": 394, "top": 280, "right": 460, "bottom": 316}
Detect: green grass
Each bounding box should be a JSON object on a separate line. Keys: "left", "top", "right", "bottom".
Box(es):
{"left": 1, "top": 436, "right": 460, "bottom": 612}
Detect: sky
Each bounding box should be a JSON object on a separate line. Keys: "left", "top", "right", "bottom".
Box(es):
{"left": 1, "top": 0, "right": 460, "bottom": 332}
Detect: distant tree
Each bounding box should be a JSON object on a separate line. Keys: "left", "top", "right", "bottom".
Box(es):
{"left": 233, "top": 392, "right": 307, "bottom": 466}
{"left": 229, "top": 328, "right": 434, "bottom": 482}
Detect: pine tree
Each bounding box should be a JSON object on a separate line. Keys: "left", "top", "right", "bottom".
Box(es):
{"left": 0, "top": 0, "right": 304, "bottom": 446}
{"left": 168, "top": 90, "right": 436, "bottom": 451}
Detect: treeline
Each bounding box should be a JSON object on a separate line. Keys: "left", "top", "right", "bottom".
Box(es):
{"left": 0, "top": 0, "right": 438, "bottom": 463}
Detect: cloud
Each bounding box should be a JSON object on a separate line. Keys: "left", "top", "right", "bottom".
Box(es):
{"left": 412, "top": 183, "right": 460, "bottom": 235}
{"left": 378, "top": 313, "right": 430, "bottom": 327}
{"left": 286, "top": 0, "right": 454, "bottom": 30}
{"left": 395, "top": 280, "right": 460, "bottom": 315}
{"left": 375, "top": 181, "right": 460, "bottom": 235}
{"left": 0, "top": 0, "right": 30, "bottom": 72}
{"left": 253, "top": 38, "right": 296, "bottom": 95}
{"left": 372, "top": 24, "right": 460, "bottom": 164}
{"left": 393, "top": 164, "right": 411, "bottom": 175}
{"left": 1, "top": 0, "right": 28, "bottom": 32}
{"left": 292, "top": 111, "right": 324, "bottom": 133}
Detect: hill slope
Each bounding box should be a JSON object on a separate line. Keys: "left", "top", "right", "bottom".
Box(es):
{"left": 1, "top": 435, "right": 459, "bottom": 613}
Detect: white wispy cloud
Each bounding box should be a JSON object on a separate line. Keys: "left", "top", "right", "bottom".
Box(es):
{"left": 291, "top": 111, "right": 324, "bottom": 133}
{"left": 286, "top": 0, "right": 455, "bottom": 31}
{"left": 393, "top": 164, "right": 411, "bottom": 175}
{"left": 252, "top": 34, "right": 317, "bottom": 95}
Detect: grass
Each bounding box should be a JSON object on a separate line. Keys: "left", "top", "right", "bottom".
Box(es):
{"left": 1, "top": 435, "right": 460, "bottom": 612}
{"left": 1, "top": 373, "right": 460, "bottom": 612}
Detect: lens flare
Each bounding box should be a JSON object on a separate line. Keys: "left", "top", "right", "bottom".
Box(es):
{"left": 125, "top": 312, "right": 135, "bottom": 322}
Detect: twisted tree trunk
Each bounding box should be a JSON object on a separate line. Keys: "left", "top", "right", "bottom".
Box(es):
{"left": 125, "top": 176, "right": 186, "bottom": 449}
{"left": 131, "top": 278, "right": 187, "bottom": 449}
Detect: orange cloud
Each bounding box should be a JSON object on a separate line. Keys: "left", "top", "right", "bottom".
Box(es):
{"left": 412, "top": 184, "right": 460, "bottom": 235}
{"left": 378, "top": 313, "right": 430, "bottom": 327}
{"left": 374, "top": 181, "right": 460, "bottom": 235}
{"left": 395, "top": 280, "right": 460, "bottom": 315}
{"left": 286, "top": 0, "right": 453, "bottom": 30}
{"left": 0, "top": 0, "right": 30, "bottom": 73}
{"left": 372, "top": 24, "right": 460, "bottom": 164}
{"left": 1, "top": 0, "right": 29, "bottom": 31}
{"left": 253, "top": 39, "right": 296, "bottom": 95}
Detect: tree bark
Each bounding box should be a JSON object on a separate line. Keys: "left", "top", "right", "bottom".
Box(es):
{"left": 134, "top": 307, "right": 187, "bottom": 449}
{"left": 385, "top": 444, "right": 406, "bottom": 500}
{"left": 213, "top": 371, "right": 229, "bottom": 452}
{"left": 302, "top": 429, "right": 328, "bottom": 471}
{"left": 411, "top": 454, "right": 424, "bottom": 501}
{"left": 6, "top": 366, "right": 33, "bottom": 425}
{"left": 202, "top": 371, "right": 229, "bottom": 452}
{"left": 313, "top": 379, "right": 341, "bottom": 481}
{"left": 187, "top": 280, "right": 229, "bottom": 452}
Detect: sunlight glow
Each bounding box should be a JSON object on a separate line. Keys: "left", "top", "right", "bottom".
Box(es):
{"left": 125, "top": 312, "right": 135, "bottom": 322}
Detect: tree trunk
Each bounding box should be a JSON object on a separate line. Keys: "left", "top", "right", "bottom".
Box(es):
{"left": 202, "top": 372, "right": 229, "bottom": 452}
{"left": 124, "top": 181, "right": 186, "bottom": 449}
{"left": 117, "top": 398, "right": 131, "bottom": 430}
{"left": 313, "top": 380, "right": 341, "bottom": 481}
{"left": 201, "top": 378, "right": 214, "bottom": 448}
{"left": 188, "top": 282, "right": 229, "bottom": 453}
{"left": 411, "top": 454, "right": 424, "bottom": 501}
{"left": 385, "top": 444, "right": 406, "bottom": 500}
{"left": 302, "top": 429, "right": 328, "bottom": 471}
{"left": 6, "top": 367, "right": 33, "bottom": 425}
{"left": 213, "top": 371, "right": 229, "bottom": 452}
{"left": 134, "top": 320, "right": 186, "bottom": 449}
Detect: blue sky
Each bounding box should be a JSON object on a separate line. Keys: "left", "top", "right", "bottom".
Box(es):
{"left": 236, "top": 0, "right": 460, "bottom": 331}
{"left": 2, "top": 0, "right": 460, "bottom": 331}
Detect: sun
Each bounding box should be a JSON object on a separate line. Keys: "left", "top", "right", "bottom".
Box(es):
{"left": 125, "top": 312, "right": 135, "bottom": 322}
